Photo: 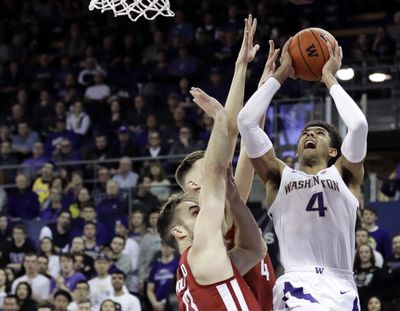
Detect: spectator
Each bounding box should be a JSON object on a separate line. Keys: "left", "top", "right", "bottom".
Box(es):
{"left": 167, "top": 10, "right": 194, "bottom": 44}
{"left": 37, "top": 255, "right": 55, "bottom": 286}
{"left": 69, "top": 237, "right": 95, "bottom": 279}
{"left": 53, "top": 289, "right": 72, "bottom": 311}
{"left": 111, "top": 126, "right": 140, "bottom": 158}
{"left": 52, "top": 138, "right": 81, "bottom": 164}
{"left": 91, "top": 167, "right": 111, "bottom": 206}
{"left": 7, "top": 173, "right": 40, "bottom": 221}
{"left": 11, "top": 253, "right": 50, "bottom": 302}
{"left": 356, "top": 228, "right": 384, "bottom": 268}
{"left": 32, "top": 90, "right": 54, "bottom": 136}
{"left": 3, "top": 294, "right": 20, "bottom": 311}
{"left": 4, "top": 224, "right": 36, "bottom": 273}
{"left": 11, "top": 122, "right": 39, "bottom": 157}
{"left": 0, "top": 141, "right": 19, "bottom": 183}
{"left": 146, "top": 242, "right": 179, "bottom": 311}
{"left": 367, "top": 296, "right": 384, "bottom": 311}
{"left": 114, "top": 218, "right": 140, "bottom": 293}
{"left": 109, "top": 270, "right": 141, "bottom": 311}
{"left": 15, "top": 282, "right": 37, "bottom": 311}
{"left": 45, "top": 116, "right": 79, "bottom": 157}
{"left": 0, "top": 268, "right": 9, "bottom": 309}
{"left": 63, "top": 23, "right": 87, "bottom": 58}
{"left": 383, "top": 234, "right": 400, "bottom": 309}
{"left": 353, "top": 34, "right": 372, "bottom": 61}
{"left": 126, "top": 96, "right": 150, "bottom": 130}
{"left": 131, "top": 176, "right": 160, "bottom": 215}
{"left": 138, "top": 210, "right": 161, "bottom": 292}
{"left": 71, "top": 205, "right": 109, "bottom": 246}
{"left": 97, "top": 180, "right": 125, "bottom": 219}
{"left": 56, "top": 253, "right": 87, "bottom": 293}
{"left": 39, "top": 211, "right": 71, "bottom": 253}
{"left": 32, "top": 162, "right": 54, "bottom": 205}
{"left": 106, "top": 100, "right": 125, "bottom": 135}
{"left": 141, "top": 131, "right": 169, "bottom": 159}
{"left": 110, "top": 236, "right": 132, "bottom": 278}
{"left": 21, "top": 142, "right": 48, "bottom": 179}
{"left": 67, "top": 281, "right": 90, "bottom": 311}
{"left": 69, "top": 187, "right": 93, "bottom": 219}
{"left": 168, "top": 126, "right": 204, "bottom": 157}
{"left": 77, "top": 300, "right": 92, "bottom": 311}
{"left": 112, "top": 157, "right": 139, "bottom": 196}
{"left": 128, "top": 210, "right": 147, "bottom": 244}
{"left": 167, "top": 46, "right": 198, "bottom": 78}
{"left": 6, "top": 104, "right": 26, "bottom": 135}
{"left": 78, "top": 57, "right": 106, "bottom": 86}
{"left": 362, "top": 207, "right": 392, "bottom": 259}
{"left": 66, "top": 101, "right": 91, "bottom": 137}
{"left": 41, "top": 187, "right": 68, "bottom": 221}
{"left": 100, "top": 299, "right": 120, "bottom": 311}
{"left": 88, "top": 253, "right": 113, "bottom": 310}
{"left": 86, "top": 135, "right": 114, "bottom": 165}
{"left": 372, "top": 27, "right": 396, "bottom": 58}
{"left": 149, "top": 161, "right": 171, "bottom": 202}
{"left": 84, "top": 74, "right": 110, "bottom": 103}
{"left": 142, "top": 31, "right": 166, "bottom": 66}
{"left": 354, "top": 244, "right": 385, "bottom": 309}
{"left": 39, "top": 237, "right": 60, "bottom": 279}
{"left": 82, "top": 222, "right": 102, "bottom": 260}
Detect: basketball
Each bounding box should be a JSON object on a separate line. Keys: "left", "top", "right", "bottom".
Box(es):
{"left": 288, "top": 28, "right": 337, "bottom": 81}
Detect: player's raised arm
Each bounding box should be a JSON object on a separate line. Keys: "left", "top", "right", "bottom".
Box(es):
{"left": 225, "top": 163, "right": 267, "bottom": 275}
{"left": 189, "top": 88, "right": 230, "bottom": 251}
{"left": 234, "top": 40, "right": 280, "bottom": 202}
{"left": 321, "top": 41, "right": 368, "bottom": 188}
{"left": 225, "top": 14, "right": 259, "bottom": 157}
{"left": 237, "top": 38, "right": 294, "bottom": 207}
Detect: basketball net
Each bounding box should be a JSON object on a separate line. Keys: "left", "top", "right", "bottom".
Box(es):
{"left": 88, "top": 0, "right": 175, "bottom": 22}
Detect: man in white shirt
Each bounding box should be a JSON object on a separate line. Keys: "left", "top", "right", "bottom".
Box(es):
{"left": 84, "top": 73, "right": 110, "bottom": 102}
{"left": 108, "top": 270, "right": 141, "bottom": 311}
{"left": 88, "top": 253, "right": 119, "bottom": 311}
{"left": 112, "top": 157, "right": 139, "bottom": 193}
{"left": 12, "top": 253, "right": 51, "bottom": 302}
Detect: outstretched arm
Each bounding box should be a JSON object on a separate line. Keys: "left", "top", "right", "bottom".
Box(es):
{"left": 237, "top": 38, "right": 294, "bottom": 207}
{"left": 321, "top": 41, "right": 368, "bottom": 187}
{"left": 189, "top": 88, "right": 231, "bottom": 282}
{"left": 234, "top": 40, "right": 280, "bottom": 202}
{"left": 226, "top": 163, "right": 267, "bottom": 275}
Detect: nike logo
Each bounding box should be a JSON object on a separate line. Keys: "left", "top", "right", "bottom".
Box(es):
{"left": 340, "top": 290, "right": 350, "bottom": 295}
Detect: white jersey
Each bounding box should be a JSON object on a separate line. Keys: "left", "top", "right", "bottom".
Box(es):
{"left": 269, "top": 165, "right": 358, "bottom": 271}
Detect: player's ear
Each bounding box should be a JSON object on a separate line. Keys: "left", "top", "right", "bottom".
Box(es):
{"left": 187, "top": 180, "right": 200, "bottom": 191}
{"left": 171, "top": 225, "right": 186, "bottom": 239}
{"left": 328, "top": 147, "right": 337, "bottom": 159}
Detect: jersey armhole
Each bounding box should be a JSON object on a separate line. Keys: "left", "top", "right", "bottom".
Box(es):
{"left": 268, "top": 166, "right": 291, "bottom": 217}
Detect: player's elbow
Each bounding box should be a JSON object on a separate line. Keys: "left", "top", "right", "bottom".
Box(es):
{"left": 354, "top": 116, "right": 368, "bottom": 136}
{"left": 237, "top": 109, "right": 253, "bottom": 132}
{"left": 257, "top": 240, "right": 268, "bottom": 261}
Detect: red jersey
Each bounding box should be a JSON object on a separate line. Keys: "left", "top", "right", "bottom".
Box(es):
{"left": 176, "top": 248, "right": 262, "bottom": 311}
{"left": 225, "top": 226, "right": 275, "bottom": 311}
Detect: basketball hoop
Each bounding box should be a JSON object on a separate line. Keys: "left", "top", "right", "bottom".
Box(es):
{"left": 88, "top": 0, "right": 175, "bottom": 22}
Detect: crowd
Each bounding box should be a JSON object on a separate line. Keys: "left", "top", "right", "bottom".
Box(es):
{"left": 0, "top": 0, "right": 398, "bottom": 310}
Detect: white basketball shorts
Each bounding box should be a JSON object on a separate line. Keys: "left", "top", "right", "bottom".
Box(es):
{"left": 272, "top": 266, "right": 360, "bottom": 311}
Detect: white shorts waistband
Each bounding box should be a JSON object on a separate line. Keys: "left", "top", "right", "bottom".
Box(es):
{"left": 284, "top": 265, "right": 354, "bottom": 280}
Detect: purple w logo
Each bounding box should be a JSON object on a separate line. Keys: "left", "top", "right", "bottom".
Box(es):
{"left": 315, "top": 267, "right": 324, "bottom": 274}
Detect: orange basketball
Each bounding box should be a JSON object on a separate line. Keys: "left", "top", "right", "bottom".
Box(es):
{"left": 288, "top": 28, "right": 337, "bottom": 81}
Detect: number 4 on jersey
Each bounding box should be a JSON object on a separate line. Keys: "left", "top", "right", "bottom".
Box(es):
{"left": 306, "top": 192, "right": 327, "bottom": 217}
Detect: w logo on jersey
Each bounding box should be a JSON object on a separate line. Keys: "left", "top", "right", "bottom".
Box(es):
{"left": 306, "top": 44, "right": 318, "bottom": 57}
{"left": 315, "top": 267, "right": 324, "bottom": 274}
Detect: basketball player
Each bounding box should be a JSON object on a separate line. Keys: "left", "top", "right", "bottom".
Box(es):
{"left": 237, "top": 37, "right": 368, "bottom": 310}
{"left": 174, "top": 16, "right": 278, "bottom": 310}
{"left": 157, "top": 87, "right": 266, "bottom": 310}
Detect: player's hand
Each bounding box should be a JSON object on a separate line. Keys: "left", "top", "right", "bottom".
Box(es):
{"left": 190, "top": 87, "right": 224, "bottom": 119}
{"left": 258, "top": 40, "right": 280, "bottom": 88}
{"left": 236, "top": 14, "right": 260, "bottom": 65}
{"left": 279, "top": 37, "right": 296, "bottom": 79}
{"left": 225, "top": 162, "right": 240, "bottom": 202}
{"left": 322, "top": 39, "right": 342, "bottom": 78}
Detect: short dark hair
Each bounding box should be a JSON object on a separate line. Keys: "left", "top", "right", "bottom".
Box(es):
{"left": 363, "top": 207, "right": 378, "bottom": 216}
{"left": 157, "top": 192, "right": 196, "bottom": 250}
{"left": 111, "top": 269, "right": 126, "bottom": 279}
{"left": 301, "top": 121, "right": 342, "bottom": 166}
{"left": 112, "top": 235, "right": 126, "bottom": 246}
{"left": 74, "top": 280, "right": 89, "bottom": 291}
{"left": 84, "top": 221, "right": 96, "bottom": 228}
{"left": 23, "top": 252, "right": 37, "bottom": 262}
{"left": 60, "top": 252, "right": 74, "bottom": 261}
{"left": 356, "top": 227, "right": 369, "bottom": 234}
{"left": 175, "top": 150, "right": 205, "bottom": 189}
{"left": 12, "top": 223, "right": 27, "bottom": 234}
{"left": 4, "top": 294, "right": 18, "bottom": 302}
{"left": 53, "top": 289, "right": 72, "bottom": 303}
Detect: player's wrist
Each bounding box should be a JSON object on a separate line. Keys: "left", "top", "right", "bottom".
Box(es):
{"left": 274, "top": 65, "right": 291, "bottom": 84}
{"left": 321, "top": 72, "right": 337, "bottom": 89}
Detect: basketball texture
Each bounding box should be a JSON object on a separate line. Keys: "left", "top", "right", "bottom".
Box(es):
{"left": 289, "top": 28, "right": 337, "bottom": 81}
